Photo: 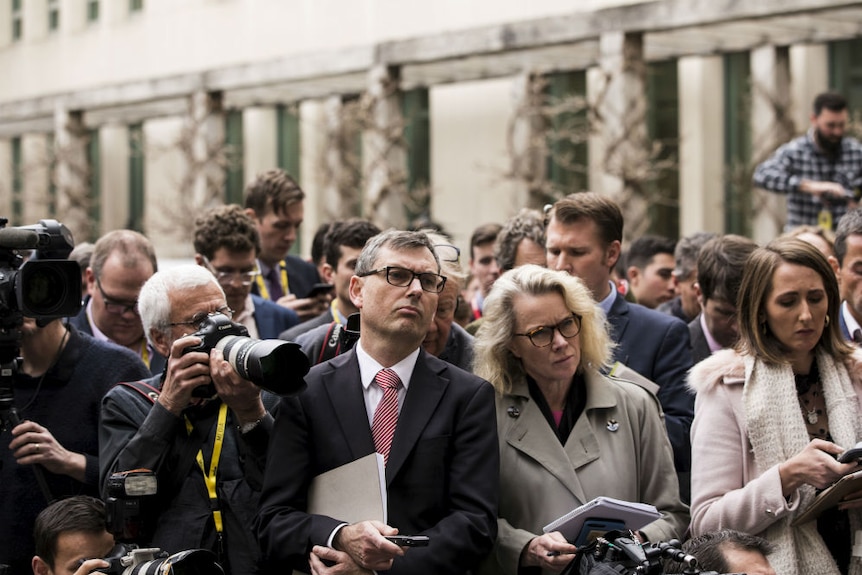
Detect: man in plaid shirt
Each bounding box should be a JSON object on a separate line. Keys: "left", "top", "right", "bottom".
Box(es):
{"left": 753, "top": 92, "right": 862, "bottom": 230}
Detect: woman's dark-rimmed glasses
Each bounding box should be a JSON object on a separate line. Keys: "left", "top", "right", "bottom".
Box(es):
{"left": 513, "top": 314, "right": 582, "bottom": 348}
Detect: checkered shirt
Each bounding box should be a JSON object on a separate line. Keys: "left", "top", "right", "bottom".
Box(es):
{"left": 752, "top": 130, "right": 862, "bottom": 229}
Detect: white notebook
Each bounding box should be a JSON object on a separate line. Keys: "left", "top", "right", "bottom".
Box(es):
{"left": 542, "top": 496, "right": 660, "bottom": 542}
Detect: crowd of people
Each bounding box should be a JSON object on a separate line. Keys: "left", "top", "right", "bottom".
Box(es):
{"left": 5, "top": 90, "right": 862, "bottom": 575}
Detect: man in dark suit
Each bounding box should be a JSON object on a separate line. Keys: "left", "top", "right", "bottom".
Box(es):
{"left": 833, "top": 207, "right": 862, "bottom": 343}
{"left": 244, "top": 168, "right": 328, "bottom": 322}
{"left": 256, "top": 230, "right": 499, "bottom": 575}
{"left": 281, "top": 218, "right": 381, "bottom": 341}
{"left": 69, "top": 229, "right": 166, "bottom": 374}
{"left": 193, "top": 204, "right": 300, "bottom": 339}
{"left": 545, "top": 193, "right": 693, "bottom": 474}
{"left": 687, "top": 235, "right": 757, "bottom": 364}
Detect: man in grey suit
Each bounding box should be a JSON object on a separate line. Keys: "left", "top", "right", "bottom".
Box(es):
{"left": 688, "top": 235, "right": 758, "bottom": 365}
{"left": 256, "top": 230, "right": 499, "bottom": 575}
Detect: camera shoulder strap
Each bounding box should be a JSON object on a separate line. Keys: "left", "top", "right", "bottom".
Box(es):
{"left": 116, "top": 380, "right": 161, "bottom": 404}
{"left": 317, "top": 322, "right": 344, "bottom": 364}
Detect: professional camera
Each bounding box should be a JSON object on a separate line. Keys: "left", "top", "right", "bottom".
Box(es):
{"left": 101, "top": 470, "right": 223, "bottom": 574}
{"left": 562, "top": 531, "right": 741, "bottom": 575}
{"left": 105, "top": 470, "right": 158, "bottom": 543}
{"left": 0, "top": 218, "right": 82, "bottom": 329}
{"left": 182, "top": 312, "right": 309, "bottom": 398}
{"left": 86, "top": 544, "right": 224, "bottom": 575}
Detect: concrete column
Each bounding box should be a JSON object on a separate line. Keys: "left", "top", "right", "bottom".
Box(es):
{"left": 0, "top": 0, "right": 13, "bottom": 48}
{"left": 509, "top": 72, "right": 545, "bottom": 210}
{"left": 60, "top": 0, "right": 87, "bottom": 34}
{"left": 364, "top": 64, "right": 407, "bottom": 230}
{"left": 243, "top": 106, "right": 277, "bottom": 182}
{"left": 23, "top": 0, "right": 49, "bottom": 42}
{"left": 21, "top": 134, "right": 51, "bottom": 224}
{"left": 751, "top": 45, "right": 792, "bottom": 242}
{"left": 678, "top": 55, "right": 725, "bottom": 236}
{"left": 593, "top": 31, "right": 649, "bottom": 238}
{"left": 0, "top": 140, "right": 11, "bottom": 218}
{"left": 790, "top": 44, "right": 829, "bottom": 132}
{"left": 100, "top": 124, "right": 129, "bottom": 230}
{"left": 188, "top": 90, "right": 225, "bottom": 208}
{"left": 299, "top": 99, "right": 325, "bottom": 257}
{"left": 54, "top": 106, "right": 91, "bottom": 243}
{"left": 102, "top": 0, "right": 129, "bottom": 25}
{"left": 320, "top": 95, "right": 362, "bottom": 221}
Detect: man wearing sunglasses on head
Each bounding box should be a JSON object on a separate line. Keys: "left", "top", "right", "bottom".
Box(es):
{"left": 69, "top": 229, "right": 165, "bottom": 375}
{"left": 100, "top": 264, "right": 274, "bottom": 575}
{"left": 193, "top": 204, "right": 300, "bottom": 339}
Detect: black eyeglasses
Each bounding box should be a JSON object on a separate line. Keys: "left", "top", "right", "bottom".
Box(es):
{"left": 358, "top": 266, "right": 447, "bottom": 294}
{"left": 514, "top": 314, "right": 582, "bottom": 348}
{"left": 96, "top": 278, "right": 139, "bottom": 316}
{"left": 434, "top": 244, "right": 461, "bottom": 263}
{"left": 201, "top": 256, "right": 259, "bottom": 287}
{"left": 168, "top": 306, "right": 234, "bottom": 331}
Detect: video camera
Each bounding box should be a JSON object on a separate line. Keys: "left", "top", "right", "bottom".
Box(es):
{"left": 562, "top": 531, "right": 742, "bottom": 575}
{"left": 0, "top": 218, "right": 82, "bottom": 332}
{"left": 181, "top": 312, "right": 310, "bottom": 398}
{"left": 0, "top": 218, "right": 83, "bottom": 502}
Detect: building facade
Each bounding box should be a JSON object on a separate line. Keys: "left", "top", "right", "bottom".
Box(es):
{"left": 1, "top": 0, "right": 861, "bottom": 258}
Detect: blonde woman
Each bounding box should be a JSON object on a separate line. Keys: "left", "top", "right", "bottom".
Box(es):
{"left": 474, "top": 265, "right": 687, "bottom": 575}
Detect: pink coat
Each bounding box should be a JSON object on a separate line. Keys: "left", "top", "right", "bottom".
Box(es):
{"left": 687, "top": 348, "right": 862, "bottom": 537}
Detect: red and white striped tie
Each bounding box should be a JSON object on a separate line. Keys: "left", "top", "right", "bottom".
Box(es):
{"left": 371, "top": 368, "right": 401, "bottom": 465}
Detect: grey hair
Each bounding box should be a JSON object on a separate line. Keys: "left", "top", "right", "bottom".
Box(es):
{"left": 354, "top": 229, "right": 440, "bottom": 276}
{"left": 138, "top": 264, "right": 224, "bottom": 345}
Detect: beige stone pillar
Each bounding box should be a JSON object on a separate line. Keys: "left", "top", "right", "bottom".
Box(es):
{"left": 188, "top": 90, "right": 226, "bottom": 209}
{"left": 593, "top": 31, "right": 649, "bottom": 239}
{"left": 243, "top": 107, "right": 278, "bottom": 182}
{"left": 790, "top": 44, "right": 829, "bottom": 132}
{"left": 678, "top": 55, "right": 725, "bottom": 236}
{"left": 23, "top": 0, "right": 48, "bottom": 42}
{"left": 54, "top": 106, "right": 91, "bottom": 242}
{"left": 321, "top": 95, "right": 363, "bottom": 221}
{"left": 364, "top": 65, "right": 407, "bottom": 230}
{"left": 751, "top": 45, "right": 792, "bottom": 243}
{"left": 509, "top": 72, "right": 545, "bottom": 211}
{"left": 0, "top": 140, "right": 11, "bottom": 218}
{"left": 100, "top": 124, "right": 130, "bottom": 230}
{"left": 60, "top": 0, "right": 87, "bottom": 33}
{"left": 21, "top": 133, "right": 51, "bottom": 224}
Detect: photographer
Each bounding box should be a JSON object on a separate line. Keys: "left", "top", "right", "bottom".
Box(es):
{"left": 99, "top": 265, "right": 275, "bottom": 575}
{"left": 31, "top": 496, "right": 115, "bottom": 575}
{"left": 1, "top": 317, "right": 150, "bottom": 573}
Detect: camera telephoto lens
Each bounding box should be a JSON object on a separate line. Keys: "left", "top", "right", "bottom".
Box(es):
{"left": 216, "top": 336, "right": 308, "bottom": 396}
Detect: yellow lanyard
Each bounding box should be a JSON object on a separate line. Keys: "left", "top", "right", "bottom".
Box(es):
{"left": 185, "top": 402, "right": 228, "bottom": 534}
{"left": 140, "top": 341, "right": 150, "bottom": 368}
{"left": 254, "top": 261, "right": 289, "bottom": 300}
{"left": 331, "top": 299, "right": 341, "bottom": 325}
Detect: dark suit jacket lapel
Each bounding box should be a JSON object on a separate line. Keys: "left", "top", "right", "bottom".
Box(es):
{"left": 606, "top": 294, "right": 629, "bottom": 362}
{"left": 385, "top": 352, "right": 448, "bottom": 485}
{"left": 320, "top": 352, "right": 377, "bottom": 461}
{"left": 840, "top": 311, "right": 853, "bottom": 342}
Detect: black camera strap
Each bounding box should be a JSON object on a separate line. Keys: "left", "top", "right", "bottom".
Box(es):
{"left": 317, "top": 322, "right": 344, "bottom": 364}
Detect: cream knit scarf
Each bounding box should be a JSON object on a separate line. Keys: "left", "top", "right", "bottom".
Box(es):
{"left": 743, "top": 348, "right": 862, "bottom": 575}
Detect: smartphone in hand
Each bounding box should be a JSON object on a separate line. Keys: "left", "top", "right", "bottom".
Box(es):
{"left": 384, "top": 535, "right": 430, "bottom": 547}
{"left": 838, "top": 442, "right": 862, "bottom": 463}
{"left": 305, "top": 283, "right": 335, "bottom": 299}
